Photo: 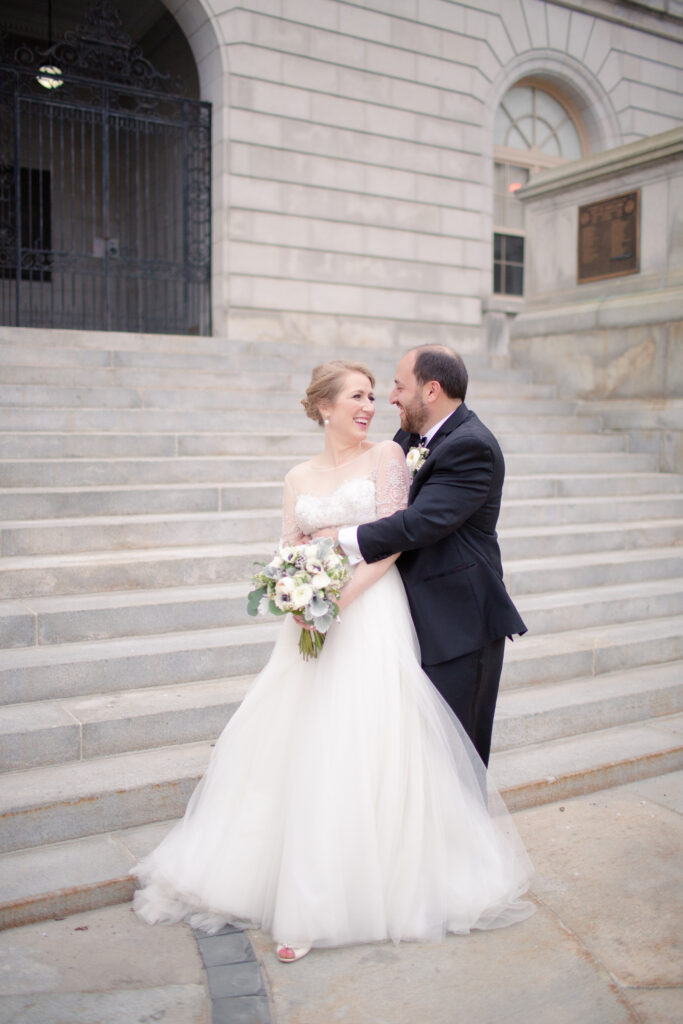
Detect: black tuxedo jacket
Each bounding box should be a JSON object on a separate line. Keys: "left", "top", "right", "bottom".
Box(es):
{"left": 357, "top": 403, "right": 526, "bottom": 665}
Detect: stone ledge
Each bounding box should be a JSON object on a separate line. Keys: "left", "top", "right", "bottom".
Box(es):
{"left": 510, "top": 287, "right": 683, "bottom": 338}
{"left": 518, "top": 126, "right": 683, "bottom": 200}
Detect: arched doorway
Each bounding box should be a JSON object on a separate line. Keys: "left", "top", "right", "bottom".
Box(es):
{"left": 0, "top": 0, "right": 211, "bottom": 334}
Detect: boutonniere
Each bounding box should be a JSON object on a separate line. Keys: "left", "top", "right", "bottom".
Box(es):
{"left": 406, "top": 444, "right": 429, "bottom": 477}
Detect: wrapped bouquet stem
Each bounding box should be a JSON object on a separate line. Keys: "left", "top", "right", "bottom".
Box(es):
{"left": 247, "top": 537, "right": 351, "bottom": 660}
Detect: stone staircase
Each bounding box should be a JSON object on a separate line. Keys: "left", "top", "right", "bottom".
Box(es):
{"left": 1, "top": 326, "right": 682, "bottom": 930}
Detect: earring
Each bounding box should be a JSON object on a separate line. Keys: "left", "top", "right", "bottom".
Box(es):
{"left": 324, "top": 417, "right": 330, "bottom": 426}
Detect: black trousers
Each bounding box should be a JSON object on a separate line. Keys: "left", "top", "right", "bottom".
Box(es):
{"left": 423, "top": 637, "right": 506, "bottom": 767}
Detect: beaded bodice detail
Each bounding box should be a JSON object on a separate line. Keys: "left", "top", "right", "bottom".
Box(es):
{"left": 295, "top": 478, "right": 377, "bottom": 535}
{"left": 281, "top": 441, "right": 411, "bottom": 544}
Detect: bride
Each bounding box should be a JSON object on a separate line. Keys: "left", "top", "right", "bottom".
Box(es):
{"left": 133, "top": 360, "right": 534, "bottom": 962}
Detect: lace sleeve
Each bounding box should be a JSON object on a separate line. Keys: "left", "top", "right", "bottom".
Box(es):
{"left": 281, "top": 474, "right": 305, "bottom": 545}
{"left": 375, "top": 441, "right": 410, "bottom": 518}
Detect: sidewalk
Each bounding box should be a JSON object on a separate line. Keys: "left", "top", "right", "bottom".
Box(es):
{"left": 1, "top": 771, "right": 681, "bottom": 1024}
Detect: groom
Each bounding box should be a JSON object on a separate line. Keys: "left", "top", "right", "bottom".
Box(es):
{"left": 338, "top": 346, "right": 526, "bottom": 767}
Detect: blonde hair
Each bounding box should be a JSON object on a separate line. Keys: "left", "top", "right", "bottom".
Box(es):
{"left": 301, "top": 360, "right": 376, "bottom": 426}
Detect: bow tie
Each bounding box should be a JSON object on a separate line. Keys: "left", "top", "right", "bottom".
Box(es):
{"left": 419, "top": 436, "right": 428, "bottom": 447}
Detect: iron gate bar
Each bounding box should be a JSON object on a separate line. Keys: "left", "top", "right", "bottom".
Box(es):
{"left": 0, "top": 0, "right": 211, "bottom": 335}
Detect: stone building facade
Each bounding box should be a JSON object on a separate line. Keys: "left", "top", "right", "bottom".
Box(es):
{"left": 163, "top": 0, "right": 683, "bottom": 348}
{"left": 2, "top": 0, "right": 683, "bottom": 347}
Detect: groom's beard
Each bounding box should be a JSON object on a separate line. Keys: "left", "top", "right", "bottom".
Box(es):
{"left": 397, "top": 395, "right": 429, "bottom": 435}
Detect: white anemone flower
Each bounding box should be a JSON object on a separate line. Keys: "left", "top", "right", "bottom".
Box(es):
{"left": 291, "top": 582, "right": 314, "bottom": 610}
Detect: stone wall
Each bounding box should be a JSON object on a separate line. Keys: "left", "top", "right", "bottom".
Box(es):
{"left": 165, "top": 0, "right": 683, "bottom": 345}
{"left": 510, "top": 126, "right": 683, "bottom": 470}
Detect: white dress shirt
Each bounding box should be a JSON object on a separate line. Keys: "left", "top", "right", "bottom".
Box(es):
{"left": 338, "top": 412, "right": 454, "bottom": 562}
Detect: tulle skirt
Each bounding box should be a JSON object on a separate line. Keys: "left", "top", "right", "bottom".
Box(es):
{"left": 133, "top": 567, "right": 534, "bottom": 946}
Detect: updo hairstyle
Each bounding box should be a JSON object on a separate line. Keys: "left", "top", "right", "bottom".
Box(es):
{"left": 301, "top": 360, "right": 376, "bottom": 427}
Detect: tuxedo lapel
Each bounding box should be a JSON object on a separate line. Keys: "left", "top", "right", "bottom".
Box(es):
{"left": 407, "top": 404, "right": 471, "bottom": 501}
{"left": 427, "top": 403, "right": 470, "bottom": 451}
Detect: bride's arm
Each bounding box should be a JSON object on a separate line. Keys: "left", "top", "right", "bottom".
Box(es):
{"left": 337, "top": 552, "right": 399, "bottom": 611}
{"left": 281, "top": 473, "right": 306, "bottom": 545}
{"left": 337, "top": 442, "right": 409, "bottom": 612}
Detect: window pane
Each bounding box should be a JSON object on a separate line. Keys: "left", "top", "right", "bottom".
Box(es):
{"left": 556, "top": 118, "right": 582, "bottom": 160}
{"left": 495, "top": 83, "right": 584, "bottom": 161}
{"left": 505, "top": 263, "right": 524, "bottom": 295}
{"left": 509, "top": 121, "right": 532, "bottom": 150}
{"left": 534, "top": 89, "right": 566, "bottom": 128}
{"left": 505, "top": 235, "right": 524, "bottom": 263}
{"left": 538, "top": 130, "right": 561, "bottom": 158}
{"left": 494, "top": 233, "right": 502, "bottom": 260}
{"left": 503, "top": 86, "right": 533, "bottom": 120}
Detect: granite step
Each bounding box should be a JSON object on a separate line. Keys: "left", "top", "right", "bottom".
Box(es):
{"left": 0, "top": 623, "right": 279, "bottom": 705}
{"left": 0, "top": 339, "right": 528, "bottom": 379}
{"left": 1, "top": 611, "right": 681, "bottom": 709}
{"left": 1, "top": 709, "right": 680, "bottom": 870}
{"left": 0, "top": 326, "right": 495, "bottom": 367}
{"left": 0, "top": 582, "right": 252, "bottom": 647}
{"left": 0, "top": 365, "right": 298, "bottom": 393}
{"left": 492, "top": 661, "right": 683, "bottom": 751}
{"left": 3, "top": 574, "right": 680, "bottom": 654}
{"left": 2, "top": 541, "right": 681, "bottom": 601}
{"left": 2, "top": 472, "right": 681, "bottom": 522}
{"left": 0, "top": 365, "right": 557, "bottom": 401}
{"left": 0, "top": 386, "right": 580, "bottom": 415}
{"left": 2, "top": 508, "right": 679, "bottom": 557}
{"left": 516, "top": 577, "right": 683, "bottom": 635}
{"left": 500, "top": 492, "right": 683, "bottom": 527}
{"left": 0, "top": 675, "right": 252, "bottom": 771}
{"left": 3, "top": 656, "right": 681, "bottom": 774}
{"left": 501, "top": 613, "right": 683, "bottom": 689}
{"left": 505, "top": 545, "right": 683, "bottom": 595}
{"left": 0, "top": 427, "right": 627, "bottom": 460}
{"left": 495, "top": 712, "right": 683, "bottom": 812}
{"left": 0, "top": 509, "right": 282, "bottom": 556}
{"left": 499, "top": 517, "right": 683, "bottom": 561}
{"left": 3, "top": 575, "right": 680, "bottom": 651}
{"left": 0, "top": 451, "right": 659, "bottom": 488}
{"left": 0, "top": 740, "right": 214, "bottom": 854}
{"left": 0, "top": 407, "right": 604, "bottom": 434}
{"left": 0, "top": 382, "right": 563, "bottom": 413}
{"left": 505, "top": 472, "right": 683, "bottom": 499}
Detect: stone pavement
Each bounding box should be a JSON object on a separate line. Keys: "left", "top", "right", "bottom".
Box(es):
{"left": 0, "top": 772, "right": 680, "bottom": 1024}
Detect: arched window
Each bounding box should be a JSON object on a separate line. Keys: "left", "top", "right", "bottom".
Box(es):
{"left": 493, "top": 81, "right": 587, "bottom": 297}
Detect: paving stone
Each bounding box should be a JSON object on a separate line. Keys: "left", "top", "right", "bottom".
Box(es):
{"left": 206, "top": 960, "right": 265, "bottom": 999}
{"left": 196, "top": 930, "right": 255, "bottom": 966}
{"left": 0, "top": 987, "right": 209, "bottom": 1024}
{"left": 211, "top": 994, "right": 271, "bottom": 1024}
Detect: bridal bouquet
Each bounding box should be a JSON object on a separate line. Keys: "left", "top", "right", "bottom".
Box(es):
{"left": 247, "top": 537, "right": 351, "bottom": 660}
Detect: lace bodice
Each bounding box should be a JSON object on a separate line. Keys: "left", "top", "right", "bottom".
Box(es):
{"left": 281, "top": 440, "right": 410, "bottom": 543}
{"left": 295, "top": 478, "right": 377, "bottom": 535}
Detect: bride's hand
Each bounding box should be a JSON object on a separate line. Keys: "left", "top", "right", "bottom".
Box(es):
{"left": 312, "top": 527, "right": 339, "bottom": 541}
{"left": 294, "top": 614, "right": 316, "bottom": 631}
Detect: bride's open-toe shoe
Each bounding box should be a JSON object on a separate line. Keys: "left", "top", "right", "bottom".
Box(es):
{"left": 276, "top": 943, "right": 311, "bottom": 963}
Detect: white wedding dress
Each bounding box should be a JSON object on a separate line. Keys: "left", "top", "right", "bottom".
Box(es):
{"left": 133, "top": 441, "right": 534, "bottom": 947}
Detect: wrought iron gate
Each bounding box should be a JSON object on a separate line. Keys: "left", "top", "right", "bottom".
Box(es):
{"left": 0, "top": 1, "right": 211, "bottom": 334}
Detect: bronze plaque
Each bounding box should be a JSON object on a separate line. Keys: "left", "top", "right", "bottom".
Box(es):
{"left": 577, "top": 190, "right": 640, "bottom": 283}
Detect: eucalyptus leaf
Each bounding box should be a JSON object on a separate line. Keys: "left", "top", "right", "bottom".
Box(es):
{"left": 247, "top": 587, "right": 266, "bottom": 616}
